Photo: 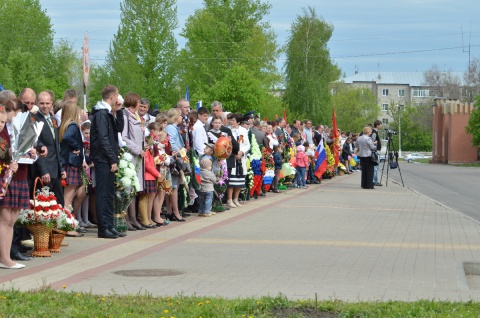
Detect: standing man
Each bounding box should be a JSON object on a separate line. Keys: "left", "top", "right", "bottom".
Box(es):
{"left": 304, "top": 120, "right": 314, "bottom": 144}
{"left": 275, "top": 118, "right": 287, "bottom": 145}
{"left": 54, "top": 89, "right": 78, "bottom": 126}
{"left": 192, "top": 107, "right": 209, "bottom": 155}
{"left": 31, "top": 91, "right": 65, "bottom": 205}
{"left": 313, "top": 124, "right": 324, "bottom": 147}
{"left": 251, "top": 120, "right": 269, "bottom": 148}
{"left": 91, "top": 85, "right": 125, "bottom": 239}
{"left": 372, "top": 120, "right": 383, "bottom": 186}
{"left": 18, "top": 88, "right": 36, "bottom": 111}
{"left": 139, "top": 98, "right": 155, "bottom": 123}
{"left": 176, "top": 98, "right": 191, "bottom": 150}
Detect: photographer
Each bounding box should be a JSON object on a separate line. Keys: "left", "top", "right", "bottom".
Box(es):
{"left": 372, "top": 120, "right": 382, "bottom": 186}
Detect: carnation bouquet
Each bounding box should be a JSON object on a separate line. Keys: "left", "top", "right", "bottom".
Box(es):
{"left": 56, "top": 208, "right": 79, "bottom": 232}
{"left": 17, "top": 187, "right": 62, "bottom": 228}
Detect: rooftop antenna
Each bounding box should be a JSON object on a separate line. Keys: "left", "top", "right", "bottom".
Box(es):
{"left": 462, "top": 22, "right": 472, "bottom": 100}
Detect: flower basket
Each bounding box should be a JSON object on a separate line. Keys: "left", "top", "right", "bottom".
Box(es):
{"left": 27, "top": 223, "right": 52, "bottom": 257}
{"left": 18, "top": 178, "right": 63, "bottom": 257}
{"left": 49, "top": 228, "right": 66, "bottom": 253}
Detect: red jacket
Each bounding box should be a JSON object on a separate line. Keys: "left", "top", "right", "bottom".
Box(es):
{"left": 295, "top": 151, "right": 309, "bottom": 168}
{"left": 144, "top": 151, "right": 160, "bottom": 181}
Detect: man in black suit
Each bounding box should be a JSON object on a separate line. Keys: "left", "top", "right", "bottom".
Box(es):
{"left": 31, "top": 91, "right": 66, "bottom": 205}
{"left": 90, "top": 85, "right": 125, "bottom": 239}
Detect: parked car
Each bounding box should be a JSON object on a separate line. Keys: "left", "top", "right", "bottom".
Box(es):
{"left": 404, "top": 153, "right": 431, "bottom": 163}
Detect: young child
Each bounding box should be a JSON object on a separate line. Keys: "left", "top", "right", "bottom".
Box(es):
{"left": 138, "top": 122, "right": 166, "bottom": 228}
{"left": 149, "top": 122, "right": 170, "bottom": 226}
{"left": 78, "top": 121, "right": 95, "bottom": 228}
{"left": 295, "top": 145, "right": 308, "bottom": 189}
{"left": 271, "top": 144, "right": 283, "bottom": 193}
{"left": 198, "top": 158, "right": 216, "bottom": 217}
{"left": 200, "top": 143, "right": 214, "bottom": 162}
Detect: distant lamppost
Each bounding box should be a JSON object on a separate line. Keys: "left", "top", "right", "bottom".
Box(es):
{"left": 398, "top": 104, "right": 402, "bottom": 158}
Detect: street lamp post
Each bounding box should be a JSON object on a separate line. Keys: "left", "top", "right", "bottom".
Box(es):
{"left": 398, "top": 105, "right": 402, "bottom": 158}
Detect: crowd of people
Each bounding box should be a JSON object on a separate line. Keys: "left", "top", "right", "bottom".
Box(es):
{"left": 0, "top": 84, "right": 383, "bottom": 270}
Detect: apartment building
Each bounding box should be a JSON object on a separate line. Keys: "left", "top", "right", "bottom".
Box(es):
{"left": 340, "top": 71, "right": 464, "bottom": 125}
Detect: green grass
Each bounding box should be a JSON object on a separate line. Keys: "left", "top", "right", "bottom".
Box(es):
{"left": 1, "top": 288, "right": 480, "bottom": 317}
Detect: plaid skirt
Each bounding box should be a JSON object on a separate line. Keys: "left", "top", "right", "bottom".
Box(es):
{"left": 65, "top": 165, "right": 82, "bottom": 186}
{"left": 143, "top": 180, "right": 157, "bottom": 194}
{"left": 1, "top": 180, "right": 30, "bottom": 209}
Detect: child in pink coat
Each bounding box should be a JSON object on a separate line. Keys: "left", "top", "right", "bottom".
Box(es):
{"left": 295, "top": 145, "right": 309, "bottom": 189}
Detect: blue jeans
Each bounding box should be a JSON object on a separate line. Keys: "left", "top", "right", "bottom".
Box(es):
{"left": 198, "top": 191, "right": 213, "bottom": 214}
{"left": 296, "top": 167, "right": 306, "bottom": 187}
{"left": 373, "top": 165, "right": 379, "bottom": 184}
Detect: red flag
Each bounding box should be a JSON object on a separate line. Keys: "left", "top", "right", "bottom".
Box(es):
{"left": 283, "top": 109, "right": 287, "bottom": 124}
{"left": 332, "top": 107, "right": 340, "bottom": 166}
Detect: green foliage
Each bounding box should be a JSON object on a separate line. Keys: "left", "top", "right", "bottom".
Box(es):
{"left": 0, "top": 0, "right": 80, "bottom": 97}
{"left": 331, "top": 84, "right": 380, "bottom": 132}
{"left": 101, "top": 0, "right": 179, "bottom": 108}
{"left": 466, "top": 95, "right": 480, "bottom": 147}
{"left": 179, "top": 0, "right": 280, "bottom": 113}
{"left": 388, "top": 103, "right": 433, "bottom": 151}
{"left": 283, "top": 6, "right": 341, "bottom": 124}
{"left": 2, "top": 289, "right": 480, "bottom": 317}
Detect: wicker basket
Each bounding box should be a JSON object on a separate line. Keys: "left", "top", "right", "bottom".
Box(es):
{"left": 49, "top": 228, "right": 66, "bottom": 253}
{"left": 27, "top": 223, "right": 52, "bottom": 257}
{"left": 27, "top": 177, "right": 53, "bottom": 257}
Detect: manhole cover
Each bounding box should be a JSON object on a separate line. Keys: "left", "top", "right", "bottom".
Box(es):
{"left": 113, "top": 269, "right": 185, "bottom": 277}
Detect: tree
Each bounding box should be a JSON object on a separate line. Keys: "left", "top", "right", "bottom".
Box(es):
{"left": 0, "top": 0, "right": 55, "bottom": 93}
{"left": 387, "top": 104, "right": 432, "bottom": 151}
{"left": 104, "top": 0, "right": 179, "bottom": 108}
{"left": 283, "top": 6, "right": 341, "bottom": 124}
{"left": 179, "top": 0, "right": 280, "bottom": 115}
{"left": 423, "top": 65, "right": 462, "bottom": 100}
{"left": 464, "top": 57, "right": 480, "bottom": 102}
{"left": 331, "top": 84, "right": 379, "bottom": 133}
{"left": 466, "top": 94, "right": 480, "bottom": 147}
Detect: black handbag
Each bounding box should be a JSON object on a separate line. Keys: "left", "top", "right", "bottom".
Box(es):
{"left": 371, "top": 151, "right": 379, "bottom": 163}
{"left": 170, "top": 155, "right": 192, "bottom": 176}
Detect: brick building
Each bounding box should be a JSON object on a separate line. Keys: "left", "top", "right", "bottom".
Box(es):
{"left": 431, "top": 98, "right": 478, "bottom": 164}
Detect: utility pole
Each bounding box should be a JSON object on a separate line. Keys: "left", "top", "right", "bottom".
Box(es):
{"left": 398, "top": 104, "right": 402, "bottom": 158}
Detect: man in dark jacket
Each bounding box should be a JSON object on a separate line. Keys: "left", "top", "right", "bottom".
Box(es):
{"left": 90, "top": 85, "right": 125, "bottom": 239}
{"left": 372, "top": 120, "right": 382, "bottom": 186}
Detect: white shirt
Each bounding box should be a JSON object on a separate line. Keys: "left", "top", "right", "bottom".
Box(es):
{"left": 192, "top": 119, "right": 208, "bottom": 155}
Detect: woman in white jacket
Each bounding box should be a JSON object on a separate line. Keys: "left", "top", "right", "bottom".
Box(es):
{"left": 226, "top": 113, "right": 250, "bottom": 208}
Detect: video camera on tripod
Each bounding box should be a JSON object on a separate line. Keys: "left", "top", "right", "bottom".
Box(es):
{"left": 385, "top": 128, "right": 397, "bottom": 137}
{"left": 380, "top": 129, "right": 404, "bottom": 187}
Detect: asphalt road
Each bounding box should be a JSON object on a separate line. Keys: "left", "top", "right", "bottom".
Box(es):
{"left": 378, "top": 161, "right": 480, "bottom": 221}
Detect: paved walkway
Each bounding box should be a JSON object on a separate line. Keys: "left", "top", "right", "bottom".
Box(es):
{"left": 2, "top": 173, "right": 480, "bottom": 301}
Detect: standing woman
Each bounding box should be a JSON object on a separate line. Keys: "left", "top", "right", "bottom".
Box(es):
{"left": 355, "top": 126, "right": 377, "bottom": 189}
{"left": 226, "top": 113, "right": 250, "bottom": 208}
{"left": 121, "top": 92, "right": 146, "bottom": 231}
{"left": 0, "top": 102, "right": 33, "bottom": 269}
{"left": 59, "top": 102, "right": 87, "bottom": 223}
{"left": 164, "top": 108, "right": 186, "bottom": 222}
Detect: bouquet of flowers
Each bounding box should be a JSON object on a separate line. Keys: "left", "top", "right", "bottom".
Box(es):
{"left": 212, "top": 159, "right": 228, "bottom": 212}
{"left": 1, "top": 112, "right": 43, "bottom": 198}
{"left": 114, "top": 147, "right": 141, "bottom": 215}
{"left": 261, "top": 147, "right": 275, "bottom": 170}
{"left": 56, "top": 208, "right": 79, "bottom": 232}
{"left": 17, "top": 187, "right": 62, "bottom": 228}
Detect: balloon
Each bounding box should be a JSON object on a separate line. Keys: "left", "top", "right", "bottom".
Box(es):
{"left": 281, "top": 163, "right": 293, "bottom": 177}
{"left": 214, "top": 136, "right": 232, "bottom": 160}
{"left": 349, "top": 157, "right": 356, "bottom": 167}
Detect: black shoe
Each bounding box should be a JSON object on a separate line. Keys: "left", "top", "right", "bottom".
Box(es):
{"left": 132, "top": 224, "right": 146, "bottom": 231}
{"left": 11, "top": 252, "right": 33, "bottom": 261}
{"left": 272, "top": 189, "right": 280, "bottom": 193}
{"left": 375, "top": 183, "right": 383, "bottom": 186}
{"left": 169, "top": 214, "right": 186, "bottom": 222}
{"left": 141, "top": 224, "right": 156, "bottom": 229}
{"left": 98, "top": 229, "right": 119, "bottom": 239}
{"left": 109, "top": 228, "right": 127, "bottom": 237}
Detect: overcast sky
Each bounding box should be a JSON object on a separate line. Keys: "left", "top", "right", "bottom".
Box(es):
{"left": 41, "top": 0, "right": 479, "bottom": 76}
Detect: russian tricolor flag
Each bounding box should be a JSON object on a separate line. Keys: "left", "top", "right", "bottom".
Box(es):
{"left": 314, "top": 141, "right": 327, "bottom": 179}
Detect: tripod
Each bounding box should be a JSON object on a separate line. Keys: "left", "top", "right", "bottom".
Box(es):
{"left": 379, "top": 136, "right": 404, "bottom": 187}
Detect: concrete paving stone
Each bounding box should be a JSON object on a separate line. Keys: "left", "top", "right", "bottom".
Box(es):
{"left": 2, "top": 174, "right": 480, "bottom": 301}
